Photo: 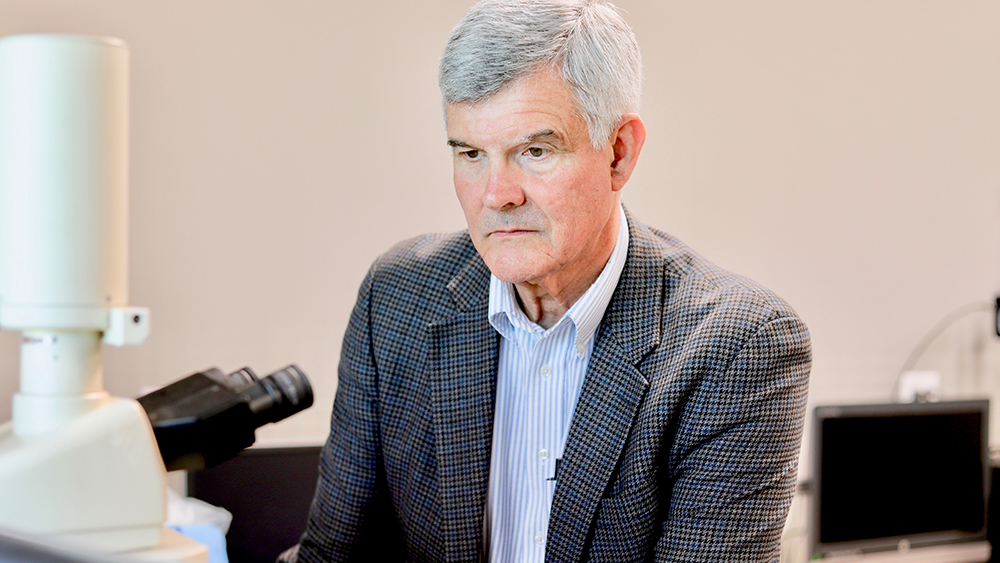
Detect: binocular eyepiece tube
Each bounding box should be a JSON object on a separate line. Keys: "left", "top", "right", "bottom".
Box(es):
{"left": 138, "top": 364, "right": 314, "bottom": 471}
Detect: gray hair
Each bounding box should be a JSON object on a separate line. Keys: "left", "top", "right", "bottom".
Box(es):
{"left": 439, "top": 0, "right": 642, "bottom": 149}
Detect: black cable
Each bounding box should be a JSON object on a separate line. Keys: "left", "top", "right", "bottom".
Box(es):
{"left": 891, "top": 301, "right": 993, "bottom": 402}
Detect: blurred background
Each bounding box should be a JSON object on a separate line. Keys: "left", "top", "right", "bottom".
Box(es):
{"left": 1, "top": 2, "right": 998, "bottom": 558}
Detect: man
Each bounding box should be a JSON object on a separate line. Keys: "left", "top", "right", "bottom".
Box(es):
{"left": 283, "top": 0, "right": 810, "bottom": 561}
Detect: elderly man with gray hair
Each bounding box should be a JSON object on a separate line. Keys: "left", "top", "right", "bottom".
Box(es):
{"left": 281, "top": 1, "right": 810, "bottom": 561}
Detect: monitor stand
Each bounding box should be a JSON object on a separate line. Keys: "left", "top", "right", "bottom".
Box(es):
{"left": 820, "top": 541, "right": 990, "bottom": 563}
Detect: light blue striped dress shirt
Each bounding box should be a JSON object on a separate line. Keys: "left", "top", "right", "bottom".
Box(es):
{"left": 485, "top": 204, "right": 630, "bottom": 563}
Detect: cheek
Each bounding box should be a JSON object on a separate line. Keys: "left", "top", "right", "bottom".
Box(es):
{"left": 547, "top": 177, "right": 612, "bottom": 242}
{"left": 454, "top": 176, "right": 483, "bottom": 223}
{"left": 543, "top": 175, "right": 600, "bottom": 217}
{"left": 453, "top": 170, "right": 472, "bottom": 202}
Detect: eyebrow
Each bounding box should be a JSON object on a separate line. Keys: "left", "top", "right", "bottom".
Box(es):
{"left": 522, "top": 129, "right": 561, "bottom": 144}
{"left": 446, "top": 129, "right": 564, "bottom": 149}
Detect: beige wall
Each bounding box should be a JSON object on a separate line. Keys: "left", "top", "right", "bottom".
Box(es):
{"left": 2, "top": 1, "right": 999, "bottom": 467}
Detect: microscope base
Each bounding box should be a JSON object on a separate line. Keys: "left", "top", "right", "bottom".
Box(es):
{"left": 0, "top": 397, "right": 168, "bottom": 553}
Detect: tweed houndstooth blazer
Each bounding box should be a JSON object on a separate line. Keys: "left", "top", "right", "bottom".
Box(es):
{"left": 285, "top": 211, "right": 811, "bottom": 563}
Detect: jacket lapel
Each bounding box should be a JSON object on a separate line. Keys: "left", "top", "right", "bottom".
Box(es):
{"left": 427, "top": 254, "right": 497, "bottom": 562}
{"left": 546, "top": 215, "right": 663, "bottom": 562}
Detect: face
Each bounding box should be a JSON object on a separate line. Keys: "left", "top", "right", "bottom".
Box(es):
{"left": 446, "top": 70, "right": 629, "bottom": 298}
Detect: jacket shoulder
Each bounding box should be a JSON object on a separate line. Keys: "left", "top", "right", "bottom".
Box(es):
{"left": 636, "top": 221, "right": 802, "bottom": 324}
{"left": 375, "top": 231, "right": 479, "bottom": 281}
{"left": 606, "top": 214, "right": 810, "bottom": 380}
{"left": 365, "top": 230, "right": 488, "bottom": 317}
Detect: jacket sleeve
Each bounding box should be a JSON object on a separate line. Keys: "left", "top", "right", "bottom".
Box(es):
{"left": 279, "top": 264, "right": 406, "bottom": 563}
{"left": 656, "top": 313, "right": 811, "bottom": 562}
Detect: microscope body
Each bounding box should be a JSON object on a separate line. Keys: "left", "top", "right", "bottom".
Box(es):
{"left": 0, "top": 35, "right": 313, "bottom": 560}
{"left": 0, "top": 34, "right": 196, "bottom": 560}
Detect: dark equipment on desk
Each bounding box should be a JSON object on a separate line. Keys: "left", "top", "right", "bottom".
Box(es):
{"left": 187, "top": 446, "right": 322, "bottom": 563}
{"left": 137, "top": 365, "right": 313, "bottom": 471}
{"left": 810, "top": 399, "right": 989, "bottom": 560}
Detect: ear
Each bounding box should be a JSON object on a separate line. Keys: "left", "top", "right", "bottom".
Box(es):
{"left": 609, "top": 114, "right": 646, "bottom": 192}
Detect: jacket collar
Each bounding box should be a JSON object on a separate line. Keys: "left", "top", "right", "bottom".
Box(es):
{"left": 432, "top": 244, "right": 495, "bottom": 562}
{"left": 601, "top": 208, "right": 666, "bottom": 364}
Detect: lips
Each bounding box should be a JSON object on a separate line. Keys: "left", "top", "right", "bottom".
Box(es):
{"left": 480, "top": 209, "right": 545, "bottom": 238}
{"left": 488, "top": 227, "right": 538, "bottom": 239}
{"left": 491, "top": 227, "right": 533, "bottom": 234}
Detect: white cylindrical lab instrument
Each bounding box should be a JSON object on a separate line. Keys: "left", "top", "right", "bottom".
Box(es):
{"left": 0, "top": 34, "right": 129, "bottom": 331}
{"left": 0, "top": 36, "right": 180, "bottom": 558}
{"left": 0, "top": 35, "right": 128, "bottom": 436}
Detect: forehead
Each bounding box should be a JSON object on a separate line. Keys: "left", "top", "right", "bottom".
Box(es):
{"left": 445, "top": 71, "right": 586, "bottom": 147}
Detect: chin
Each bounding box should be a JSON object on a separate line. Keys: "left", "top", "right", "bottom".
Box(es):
{"left": 486, "top": 267, "right": 532, "bottom": 284}
{"left": 479, "top": 244, "right": 555, "bottom": 284}
{"left": 484, "top": 261, "right": 539, "bottom": 284}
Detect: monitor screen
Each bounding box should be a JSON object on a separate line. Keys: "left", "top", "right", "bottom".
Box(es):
{"left": 187, "top": 445, "right": 322, "bottom": 563}
{"left": 811, "top": 400, "right": 989, "bottom": 557}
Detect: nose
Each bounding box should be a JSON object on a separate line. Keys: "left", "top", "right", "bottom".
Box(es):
{"left": 482, "top": 161, "right": 526, "bottom": 211}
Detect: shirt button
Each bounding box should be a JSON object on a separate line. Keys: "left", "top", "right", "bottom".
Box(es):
{"left": 540, "top": 365, "right": 551, "bottom": 378}
{"left": 576, "top": 343, "right": 586, "bottom": 355}
{"left": 534, "top": 531, "right": 545, "bottom": 545}
{"left": 538, "top": 448, "right": 549, "bottom": 460}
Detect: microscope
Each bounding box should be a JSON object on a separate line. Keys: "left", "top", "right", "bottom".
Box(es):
{"left": 0, "top": 35, "right": 312, "bottom": 561}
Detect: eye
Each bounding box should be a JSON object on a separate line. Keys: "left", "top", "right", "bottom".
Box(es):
{"left": 462, "top": 149, "right": 480, "bottom": 160}
{"left": 526, "top": 147, "right": 547, "bottom": 158}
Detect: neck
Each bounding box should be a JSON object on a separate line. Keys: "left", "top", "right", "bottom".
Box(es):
{"left": 512, "top": 282, "right": 575, "bottom": 330}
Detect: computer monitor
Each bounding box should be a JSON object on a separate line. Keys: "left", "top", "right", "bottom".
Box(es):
{"left": 187, "top": 445, "right": 322, "bottom": 563}
{"left": 810, "top": 399, "right": 990, "bottom": 561}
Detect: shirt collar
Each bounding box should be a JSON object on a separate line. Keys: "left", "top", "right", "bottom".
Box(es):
{"left": 488, "top": 204, "right": 630, "bottom": 351}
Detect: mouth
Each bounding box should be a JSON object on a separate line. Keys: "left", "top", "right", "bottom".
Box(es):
{"left": 488, "top": 228, "right": 535, "bottom": 238}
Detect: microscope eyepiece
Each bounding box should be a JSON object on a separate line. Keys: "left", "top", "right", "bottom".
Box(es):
{"left": 237, "top": 365, "right": 313, "bottom": 425}
{"left": 137, "top": 364, "right": 314, "bottom": 471}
